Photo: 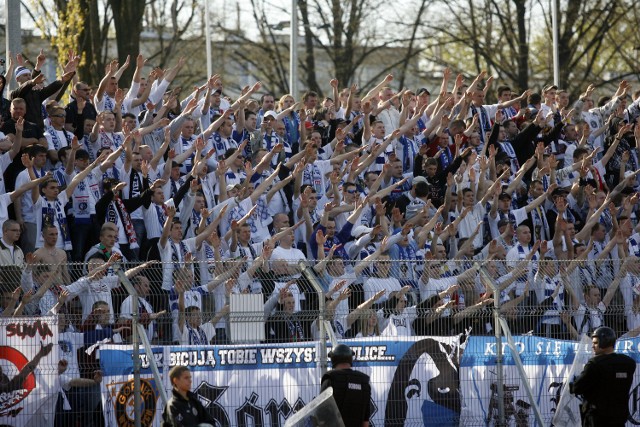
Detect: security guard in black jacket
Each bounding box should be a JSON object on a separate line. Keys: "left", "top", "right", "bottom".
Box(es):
{"left": 162, "top": 365, "right": 215, "bottom": 427}
{"left": 321, "top": 344, "right": 372, "bottom": 427}
{"left": 571, "top": 326, "right": 636, "bottom": 427}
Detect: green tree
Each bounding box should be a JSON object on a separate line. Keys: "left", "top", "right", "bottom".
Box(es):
{"left": 27, "top": 0, "right": 109, "bottom": 85}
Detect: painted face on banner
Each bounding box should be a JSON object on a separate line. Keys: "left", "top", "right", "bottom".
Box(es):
{"left": 385, "top": 338, "right": 462, "bottom": 426}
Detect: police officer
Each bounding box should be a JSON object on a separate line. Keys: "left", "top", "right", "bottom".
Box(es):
{"left": 571, "top": 326, "right": 636, "bottom": 427}
{"left": 320, "top": 344, "right": 372, "bottom": 427}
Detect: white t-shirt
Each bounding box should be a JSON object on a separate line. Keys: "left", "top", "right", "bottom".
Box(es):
{"left": 0, "top": 193, "right": 12, "bottom": 239}
{"left": 120, "top": 296, "right": 155, "bottom": 342}
{"left": 271, "top": 281, "right": 305, "bottom": 313}
{"left": 379, "top": 307, "right": 417, "bottom": 336}
{"left": 574, "top": 302, "right": 606, "bottom": 335}
{"left": 64, "top": 275, "right": 120, "bottom": 322}
{"left": 363, "top": 277, "right": 402, "bottom": 302}
{"left": 144, "top": 199, "right": 177, "bottom": 240}
{"left": 226, "top": 197, "right": 272, "bottom": 244}
{"left": 97, "top": 131, "right": 126, "bottom": 168}
{"left": 271, "top": 246, "right": 307, "bottom": 279}
{"left": 179, "top": 322, "right": 215, "bottom": 345}
{"left": 456, "top": 202, "right": 486, "bottom": 249}
{"left": 65, "top": 170, "right": 100, "bottom": 220}
{"left": 0, "top": 151, "right": 12, "bottom": 194}
{"left": 45, "top": 128, "right": 74, "bottom": 159}
{"left": 506, "top": 244, "right": 537, "bottom": 295}
{"left": 59, "top": 331, "right": 84, "bottom": 391}
{"left": 419, "top": 276, "right": 457, "bottom": 301}
{"left": 15, "top": 168, "right": 47, "bottom": 223}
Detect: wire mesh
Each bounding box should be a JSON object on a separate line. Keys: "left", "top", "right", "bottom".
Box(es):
{"left": 0, "top": 257, "right": 637, "bottom": 426}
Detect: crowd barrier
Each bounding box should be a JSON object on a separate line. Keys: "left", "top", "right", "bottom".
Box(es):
{"left": 8, "top": 317, "right": 640, "bottom": 427}
{"left": 0, "top": 258, "right": 638, "bottom": 426}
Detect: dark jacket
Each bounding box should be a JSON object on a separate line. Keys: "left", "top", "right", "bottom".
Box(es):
{"left": 321, "top": 368, "right": 371, "bottom": 427}
{"left": 95, "top": 182, "right": 152, "bottom": 225}
{"left": 162, "top": 388, "right": 216, "bottom": 427}
{"left": 265, "top": 310, "right": 311, "bottom": 343}
{"left": 572, "top": 352, "right": 636, "bottom": 426}
{"left": 65, "top": 99, "right": 98, "bottom": 138}
{"left": 10, "top": 69, "right": 65, "bottom": 131}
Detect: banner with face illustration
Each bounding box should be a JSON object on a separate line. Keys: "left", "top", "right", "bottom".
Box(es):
{"left": 100, "top": 334, "right": 640, "bottom": 427}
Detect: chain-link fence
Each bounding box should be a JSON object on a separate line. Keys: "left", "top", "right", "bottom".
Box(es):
{"left": 1, "top": 257, "right": 640, "bottom": 426}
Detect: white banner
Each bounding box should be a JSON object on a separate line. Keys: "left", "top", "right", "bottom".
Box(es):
{"left": 100, "top": 336, "right": 463, "bottom": 427}
{"left": 552, "top": 334, "right": 593, "bottom": 426}
{"left": 0, "top": 316, "right": 59, "bottom": 427}
{"left": 99, "top": 335, "right": 640, "bottom": 427}
{"left": 459, "top": 335, "right": 640, "bottom": 426}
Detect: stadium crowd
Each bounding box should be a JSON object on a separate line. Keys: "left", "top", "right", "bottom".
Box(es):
{"left": 2, "top": 48, "right": 640, "bottom": 423}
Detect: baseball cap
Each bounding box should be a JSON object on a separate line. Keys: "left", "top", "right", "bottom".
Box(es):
{"left": 264, "top": 111, "right": 278, "bottom": 120}
{"left": 416, "top": 87, "right": 430, "bottom": 96}
{"left": 15, "top": 66, "right": 30, "bottom": 79}
{"left": 413, "top": 176, "right": 428, "bottom": 186}
{"left": 352, "top": 225, "right": 373, "bottom": 238}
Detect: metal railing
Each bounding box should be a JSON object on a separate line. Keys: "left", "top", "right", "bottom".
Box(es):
{"left": 0, "top": 257, "right": 636, "bottom": 426}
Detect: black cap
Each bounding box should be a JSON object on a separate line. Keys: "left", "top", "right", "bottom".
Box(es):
{"left": 592, "top": 326, "right": 617, "bottom": 348}
{"left": 328, "top": 344, "right": 355, "bottom": 366}
{"left": 498, "top": 192, "right": 512, "bottom": 200}
{"left": 416, "top": 87, "right": 430, "bottom": 96}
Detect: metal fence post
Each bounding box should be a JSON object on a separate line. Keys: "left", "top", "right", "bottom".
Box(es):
{"left": 115, "top": 264, "right": 141, "bottom": 427}
{"left": 494, "top": 303, "right": 506, "bottom": 426}
{"left": 299, "top": 261, "right": 328, "bottom": 376}
{"left": 481, "top": 267, "right": 506, "bottom": 426}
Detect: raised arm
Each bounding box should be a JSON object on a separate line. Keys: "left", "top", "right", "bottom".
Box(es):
{"left": 95, "top": 60, "right": 118, "bottom": 103}
{"left": 361, "top": 74, "right": 393, "bottom": 103}
{"left": 65, "top": 149, "right": 106, "bottom": 198}
{"left": 249, "top": 165, "right": 281, "bottom": 204}
{"left": 602, "top": 259, "right": 629, "bottom": 308}
{"left": 159, "top": 206, "right": 176, "bottom": 249}
{"left": 601, "top": 123, "right": 631, "bottom": 167}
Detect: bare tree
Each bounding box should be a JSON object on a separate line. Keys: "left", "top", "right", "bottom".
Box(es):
{"left": 423, "top": 0, "right": 635, "bottom": 96}
{"left": 109, "top": 0, "right": 145, "bottom": 84}
{"left": 535, "top": 0, "right": 629, "bottom": 93}
{"left": 214, "top": 0, "right": 431, "bottom": 97}
{"left": 421, "top": 0, "right": 530, "bottom": 91}
{"left": 143, "top": 0, "right": 199, "bottom": 68}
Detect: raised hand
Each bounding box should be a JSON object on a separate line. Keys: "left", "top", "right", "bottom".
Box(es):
{"left": 15, "top": 117, "right": 24, "bottom": 133}
{"left": 36, "top": 49, "right": 46, "bottom": 68}
{"left": 58, "top": 288, "right": 70, "bottom": 305}
{"left": 21, "top": 153, "right": 34, "bottom": 169}
{"left": 315, "top": 229, "right": 326, "bottom": 246}
{"left": 327, "top": 243, "right": 341, "bottom": 258}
